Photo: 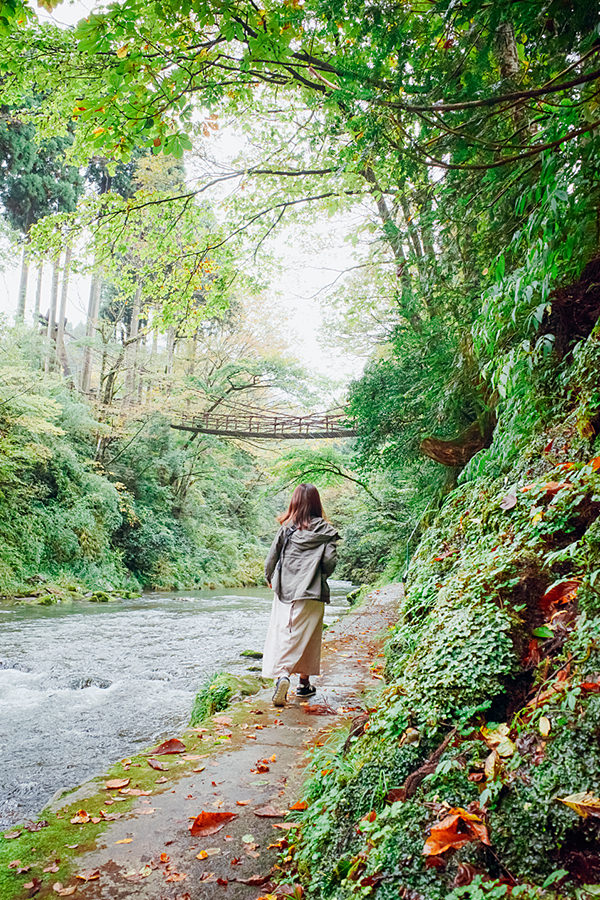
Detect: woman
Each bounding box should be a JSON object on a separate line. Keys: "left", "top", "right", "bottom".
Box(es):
{"left": 262, "top": 483, "right": 339, "bottom": 707}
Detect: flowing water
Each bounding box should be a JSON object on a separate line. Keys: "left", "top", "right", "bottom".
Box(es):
{"left": 0, "top": 582, "right": 351, "bottom": 828}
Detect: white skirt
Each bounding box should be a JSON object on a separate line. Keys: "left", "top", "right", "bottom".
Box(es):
{"left": 261, "top": 595, "right": 324, "bottom": 678}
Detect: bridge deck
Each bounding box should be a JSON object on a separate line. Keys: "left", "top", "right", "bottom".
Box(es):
{"left": 171, "top": 411, "right": 355, "bottom": 440}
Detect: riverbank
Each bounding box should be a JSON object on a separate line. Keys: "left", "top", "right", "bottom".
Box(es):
{"left": 0, "top": 584, "right": 399, "bottom": 899}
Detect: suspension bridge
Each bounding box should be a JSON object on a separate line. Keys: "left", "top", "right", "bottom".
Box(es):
{"left": 170, "top": 405, "right": 356, "bottom": 440}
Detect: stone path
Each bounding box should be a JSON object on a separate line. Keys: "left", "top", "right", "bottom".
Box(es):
{"left": 37, "top": 584, "right": 402, "bottom": 900}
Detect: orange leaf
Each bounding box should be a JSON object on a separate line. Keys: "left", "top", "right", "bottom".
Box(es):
{"left": 254, "top": 805, "right": 285, "bottom": 818}
{"left": 189, "top": 811, "right": 237, "bottom": 837}
{"left": 540, "top": 580, "right": 579, "bottom": 612}
{"left": 289, "top": 801, "right": 308, "bottom": 811}
{"left": 423, "top": 808, "right": 489, "bottom": 856}
{"left": 591, "top": 457, "right": 600, "bottom": 471}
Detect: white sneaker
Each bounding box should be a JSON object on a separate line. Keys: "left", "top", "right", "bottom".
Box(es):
{"left": 272, "top": 676, "right": 290, "bottom": 707}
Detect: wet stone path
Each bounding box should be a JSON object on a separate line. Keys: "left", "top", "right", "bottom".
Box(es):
{"left": 9, "top": 585, "right": 402, "bottom": 900}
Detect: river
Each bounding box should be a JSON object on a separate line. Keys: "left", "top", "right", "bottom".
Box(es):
{"left": 0, "top": 583, "right": 351, "bottom": 828}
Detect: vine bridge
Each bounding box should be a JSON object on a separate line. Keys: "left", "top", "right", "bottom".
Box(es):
{"left": 171, "top": 405, "right": 355, "bottom": 440}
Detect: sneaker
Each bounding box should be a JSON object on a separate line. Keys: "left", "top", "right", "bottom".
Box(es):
{"left": 272, "top": 676, "right": 290, "bottom": 707}
{"left": 296, "top": 682, "right": 316, "bottom": 697}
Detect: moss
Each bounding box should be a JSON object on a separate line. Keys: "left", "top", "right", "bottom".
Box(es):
{"left": 189, "top": 671, "right": 264, "bottom": 726}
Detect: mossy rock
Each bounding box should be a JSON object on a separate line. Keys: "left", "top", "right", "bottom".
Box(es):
{"left": 190, "top": 671, "right": 265, "bottom": 726}
{"left": 89, "top": 590, "right": 113, "bottom": 603}
{"left": 240, "top": 649, "right": 263, "bottom": 659}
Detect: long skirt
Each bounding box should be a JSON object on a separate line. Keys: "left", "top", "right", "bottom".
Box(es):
{"left": 261, "top": 595, "right": 324, "bottom": 679}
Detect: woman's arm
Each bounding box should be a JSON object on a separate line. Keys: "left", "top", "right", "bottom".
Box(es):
{"left": 264, "top": 527, "right": 285, "bottom": 584}
{"left": 321, "top": 539, "right": 338, "bottom": 578}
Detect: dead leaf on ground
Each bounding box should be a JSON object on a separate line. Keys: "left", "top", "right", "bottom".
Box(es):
{"left": 156, "top": 776, "right": 168, "bottom": 784}
{"left": 70, "top": 810, "right": 90, "bottom": 824}
{"left": 236, "top": 800, "right": 250, "bottom": 806}
{"left": 499, "top": 493, "right": 517, "bottom": 510}
{"left": 105, "top": 778, "right": 130, "bottom": 790}
{"left": 23, "top": 877, "right": 42, "bottom": 895}
{"left": 423, "top": 808, "right": 490, "bottom": 856}
{"left": 303, "top": 704, "right": 337, "bottom": 716}
{"left": 147, "top": 759, "right": 168, "bottom": 771}
{"left": 254, "top": 805, "right": 285, "bottom": 818}
{"left": 233, "top": 874, "right": 273, "bottom": 886}
{"left": 43, "top": 860, "right": 60, "bottom": 873}
{"left": 272, "top": 822, "right": 300, "bottom": 830}
{"left": 190, "top": 811, "right": 237, "bottom": 837}
{"left": 75, "top": 868, "right": 101, "bottom": 881}
{"left": 4, "top": 830, "right": 21, "bottom": 839}
{"left": 289, "top": 801, "right": 308, "bottom": 811}
{"left": 540, "top": 580, "right": 579, "bottom": 612}
{"left": 115, "top": 838, "right": 133, "bottom": 844}
{"left": 557, "top": 792, "right": 600, "bottom": 818}
{"left": 148, "top": 738, "right": 186, "bottom": 755}
{"left": 52, "top": 884, "right": 77, "bottom": 896}
{"left": 213, "top": 716, "right": 233, "bottom": 726}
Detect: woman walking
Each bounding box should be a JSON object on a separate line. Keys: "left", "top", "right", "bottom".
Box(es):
{"left": 262, "top": 483, "right": 339, "bottom": 707}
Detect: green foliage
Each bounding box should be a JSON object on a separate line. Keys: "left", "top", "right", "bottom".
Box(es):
{"left": 189, "top": 671, "right": 263, "bottom": 725}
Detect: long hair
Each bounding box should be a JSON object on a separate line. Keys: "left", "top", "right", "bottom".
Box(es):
{"left": 278, "top": 483, "right": 324, "bottom": 529}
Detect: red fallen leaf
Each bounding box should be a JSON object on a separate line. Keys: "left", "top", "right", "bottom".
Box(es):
{"left": 217, "top": 878, "right": 228, "bottom": 886}
{"left": 254, "top": 805, "right": 285, "bottom": 818}
{"left": 590, "top": 457, "right": 600, "bottom": 472}
{"left": 423, "top": 808, "right": 490, "bottom": 856}
{"left": 236, "top": 800, "right": 250, "bottom": 806}
{"left": 453, "top": 863, "right": 480, "bottom": 887}
{"left": 362, "top": 810, "right": 377, "bottom": 823}
{"left": 540, "top": 580, "right": 579, "bottom": 612}
{"left": 149, "top": 738, "right": 186, "bottom": 755}
{"left": 251, "top": 763, "right": 270, "bottom": 774}
{"left": 76, "top": 868, "right": 101, "bottom": 881}
{"left": 230, "top": 857, "right": 242, "bottom": 866}
{"left": 105, "top": 778, "right": 130, "bottom": 790}
{"left": 190, "top": 811, "right": 237, "bottom": 837}
{"left": 303, "top": 704, "right": 336, "bottom": 716}
{"left": 4, "top": 830, "right": 21, "bottom": 839}
{"left": 289, "top": 801, "right": 308, "bottom": 811}
{"left": 24, "top": 877, "right": 42, "bottom": 894}
{"left": 499, "top": 493, "right": 517, "bottom": 510}
{"left": 147, "top": 759, "right": 168, "bottom": 771}
{"left": 581, "top": 681, "right": 600, "bottom": 693}
{"left": 425, "top": 856, "right": 447, "bottom": 870}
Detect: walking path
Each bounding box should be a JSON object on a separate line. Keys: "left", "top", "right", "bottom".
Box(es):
{"left": 24, "top": 585, "right": 402, "bottom": 900}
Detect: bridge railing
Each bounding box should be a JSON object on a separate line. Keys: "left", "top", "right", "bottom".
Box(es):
{"left": 171, "top": 411, "right": 356, "bottom": 438}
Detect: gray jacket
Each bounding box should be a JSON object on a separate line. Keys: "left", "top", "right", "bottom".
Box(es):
{"left": 265, "top": 517, "right": 339, "bottom": 604}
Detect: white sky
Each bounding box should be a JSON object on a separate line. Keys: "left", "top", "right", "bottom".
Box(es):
{"left": 0, "top": 0, "right": 367, "bottom": 385}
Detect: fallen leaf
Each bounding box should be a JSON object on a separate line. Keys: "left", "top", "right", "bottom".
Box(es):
{"left": 289, "top": 801, "right": 308, "bottom": 811}
{"left": 199, "top": 872, "right": 217, "bottom": 882}
{"left": 193, "top": 766, "right": 206, "bottom": 773}
{"left": 540, "top": 580, "right": 579, "bottom": 612}
{"left": 303, "top": 704, "right": 336, "bottom": 716}
{"left": 423, "top": 808, "right": 490, "bottom": 856}
{"left": 70, "top": 810, "right": 90, "bottom": 824}
{"left": 149, "top": 738, "right": 186, "bottom": 755}
{"left": 76, "top": 868, "right": 101, "bottom": 881}
{"left": 52, "top": 884, "right": 77, "bottom": 896}
{"left": 557, "top": 792, "right": 600, "bottom": 818}
{"left": 156, "top": 776, "right": 168, "bottom": 784}
{"left": 236, "top": 800, "right": 250, "bottom": 806}
{"left": 4, "top": 830, "right": 21, "bottom": 839}
{"left": 539, "top": 715, "right": 551, "bottom": 737}
{"left": 581, "top": 679, "right": 600, "bottom": 693}
{"left": 500, "top": 493, "right": 517, "bottom": 510}
{"left": 233, "top": 874, "right": 273, "bottom": 886}
{"left": 147, "top": 759, "right": 168, "bottom": 771}
{"left": 591, "top": 457, "right": 600, "bottom": 472}
{"left": 165, "top": 872, "right": 188, "bottom": 882}
{"left": 120, "top": 788, "right": 152, "bottom": 796}
{"left": 105, "top": 778, "right": 130, "bottom": 790}
{"left": 213, "top": 716, "right": 233, "bottom": 726}
{"left": 272, "top": 822, "right": 300, "bottom": 830}
{"left": 25, "top": 821, "right": 49, "bottom": 832}
{"left": 23, "top": 878, "right": 42, "bottom": 895}
{"left": 44, "top": 860, "right": 60, "bottom": 873}
{"left": 116, "top": 838, "right": 133, "bottom": 844}
{"left": 190, "top": 811, "right": 237, "bottom": 837}
{"left": 254, "top": 805, "right": 285, "bottom": 818}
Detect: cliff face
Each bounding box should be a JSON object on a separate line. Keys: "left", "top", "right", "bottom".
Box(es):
{"left": 288, "top": 326, "right": 600, "bottom": 898}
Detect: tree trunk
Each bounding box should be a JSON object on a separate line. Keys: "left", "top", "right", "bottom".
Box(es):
{"left": 45, "top": 256, "right": 60, "bottom": 372}
{"left": 33, "top": 264, "right": 43, "bottom": 324}
{"left": 80, "top": 274, "right": 101, "bottom": 394}
{"left": 166, "top": 326, "right": 175, "bottom": 375}
{"left": 57, "top": 245, "right": 72, "bottom": 378}
{"left": 124, "top": 285, "right": 142, "bottom": 405}
{"left": 16, "top": 241, "right": 29, "bottom": 322}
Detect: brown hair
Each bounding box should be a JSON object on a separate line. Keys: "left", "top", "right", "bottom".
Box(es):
{"left": 278, "top": 483, "right": 324, "bottom": 529}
